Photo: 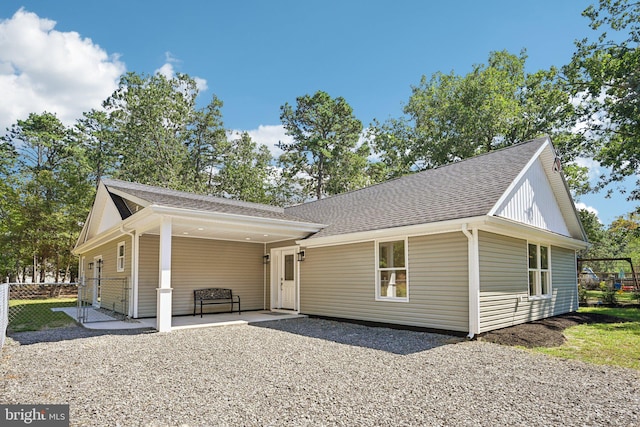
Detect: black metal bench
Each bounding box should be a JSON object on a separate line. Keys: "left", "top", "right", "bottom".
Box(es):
{"left": 193, "top": 288, "right": 241, "bottom": 318}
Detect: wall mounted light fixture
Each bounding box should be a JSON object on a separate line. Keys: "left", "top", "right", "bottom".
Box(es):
{"left": 263, "top": 254, "right": 270, "bottom": 264}
{"left": 297, "top": 250, "right": 305, "bottom": 262}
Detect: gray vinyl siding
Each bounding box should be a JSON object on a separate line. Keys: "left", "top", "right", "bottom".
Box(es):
{"left": 137, "top": 235, "right": 159, "bottom": 318}
{"left": 299, "top": 232, "right": 469, "bottom": 331}
{"left": 478, "top": 231, "right": 578, "bottom": 333}
{"left": 78, "top": 236, "right": 131, "bottom": 314}
{"left": 550, "top": 246, "right": 579, "bottom": 314}
{"left": 136, "top": 235, "right": 264, "bottom": 317}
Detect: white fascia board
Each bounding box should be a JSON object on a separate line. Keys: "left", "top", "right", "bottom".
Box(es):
{"left": 149, "top": 205, "right": 326, "bottom": 234}
{"left": 72, "top": 208, "right": 155, "bottom": 255}
{"left": 487, "top": 137, "right": 550, "bottom": 216}
{"left": 483, "top": 216, "right": 589, "bottom": 250}
{"left": 297, "top": 216, "right": 488, "bottom": 248}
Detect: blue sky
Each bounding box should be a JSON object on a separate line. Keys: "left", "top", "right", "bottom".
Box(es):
{"left": 0, "top": 0, "right": 636, "bottom": 224}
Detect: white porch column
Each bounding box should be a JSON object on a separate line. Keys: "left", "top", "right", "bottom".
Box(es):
{"left": 156, "top": 217, "right": 173, "bottom": 332}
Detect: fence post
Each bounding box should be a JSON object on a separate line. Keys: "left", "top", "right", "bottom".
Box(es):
{"left": 0, "top": 283, "right": 8, "bottom": 350}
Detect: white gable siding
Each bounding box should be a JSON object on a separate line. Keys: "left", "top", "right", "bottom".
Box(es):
{"left": 495, "top": 158, "right": 570, "bottom": 236}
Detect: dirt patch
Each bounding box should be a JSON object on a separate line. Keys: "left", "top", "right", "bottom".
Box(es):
{"left": 478, "top": 312, "right": 628, "bottom": 348}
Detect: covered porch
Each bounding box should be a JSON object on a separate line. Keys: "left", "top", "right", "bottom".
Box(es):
{"left": 124, "top": 204, "right": 323, "bottom": 332}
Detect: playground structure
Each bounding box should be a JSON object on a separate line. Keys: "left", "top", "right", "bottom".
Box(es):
{"left": 577, "top": 257, "right": 640, "bottom": 292}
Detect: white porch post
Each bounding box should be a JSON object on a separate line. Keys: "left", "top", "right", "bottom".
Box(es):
{"left": 156, "top": 217, "right": 173, "bottom": 332}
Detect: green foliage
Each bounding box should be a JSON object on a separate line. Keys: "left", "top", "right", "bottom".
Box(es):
{"left": 213, "top": 132, "right": 276, "bottom": 204}
{"left": 578, "top": 284, "right": 588, "bottom": 303}
{"left": 103, "top": 72, "right": 203, "bottom": 190}
{"left": 564, "top": 0, "right": 640, "bottom": 200}
{"left": 1, "top": 112, "right": 93, "bottom": 281}
{"left": 278, "top": 90, "right": 367, "bottom": 200}
{"left": 371, "top": 50, "right": 584, "bottom": 189}
{"left": 599, "top": 282, "right": 618, "bottom": 304}
{"left": 184, "top": 94, "right": 228, "bottom": 193}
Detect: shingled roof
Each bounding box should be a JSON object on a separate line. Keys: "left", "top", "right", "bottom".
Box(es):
{"left": 102, "top": 179, "right": 312, "bottom": 223}
{"left": 285, "top": 137, "right": 548, "bottom": 239}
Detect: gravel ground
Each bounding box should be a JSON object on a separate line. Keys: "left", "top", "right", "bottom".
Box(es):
{"left": 1, "top": 318, "right": 639, "bottom": 426}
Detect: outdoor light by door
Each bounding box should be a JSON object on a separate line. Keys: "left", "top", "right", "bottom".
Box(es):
{"left": 263, "top": 254, "right": 270, "bottom": 264}
{"left": 88, "top": 262, "right": 94, "bottom": 270}
{"left": 297, "top": 250, "right": 305, "bottom": 262}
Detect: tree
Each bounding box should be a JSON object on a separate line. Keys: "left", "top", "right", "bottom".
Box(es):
{"left": 2, "top": 112, "right": 92, "bottom": 281}
{"left": 183, "top": 95, "right": 228, "bottom": 193}
{"left": 564, "top": 0, "right": 640, "bottom": 200}
{"left": 73, "top": 109, "right": 118, "bottom": 188}
{"left": 278, "top": 91, "right": 367, "bottom": 200}
{"left": 213, "top": 132, "right": 275, "bottom": 204}
{"left": 104, "top": 72, "right": 197, "bottom": 190}
{"left": 372, "top": 50, "right": 585, "bottom": 190}
{"left": 0, "top": 139, "right": 21, "bottom": 280}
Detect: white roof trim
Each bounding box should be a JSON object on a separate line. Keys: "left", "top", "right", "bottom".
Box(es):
{"left": 488, "top": 136, "right": 550, "bottom": 216}
{"left": 297, "top": 214, "right": 588, "bottom": 250}
{"left": 148, "top": 205, "right": 325, "bottom": 232}
{"left": 297, "top": 216, "right": 488, "bottom": 248}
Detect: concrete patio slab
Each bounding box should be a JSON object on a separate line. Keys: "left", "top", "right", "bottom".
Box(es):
{"left": 51, "top": 306, "right": 304, "bottom": 331}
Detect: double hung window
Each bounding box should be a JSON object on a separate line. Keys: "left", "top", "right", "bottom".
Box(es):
{"left": 376, "top": 239, "right": 408, "bottom": 301}
{"left": 117, "top": 242, "right": 125, "bottom": 272}
{"left": 528, "top": 243, "right": 550, "bottom": 297}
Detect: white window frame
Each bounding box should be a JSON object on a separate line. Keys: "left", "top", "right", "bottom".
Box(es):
{"left": 375, "top": 237, "right": 409, "bottom": 302}
{"left": 527, "top": 242, "right": 551, "bottom": 299}
{"left": 117, "top": 241, "right": 125, "bottom": 272}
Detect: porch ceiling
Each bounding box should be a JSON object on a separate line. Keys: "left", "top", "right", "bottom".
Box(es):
{"left": 137, "top": 214, "right": 320, "bottom": 244}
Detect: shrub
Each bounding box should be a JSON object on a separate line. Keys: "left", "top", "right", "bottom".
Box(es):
{"left": 599, "top": 284, "right": 618, "bottom": 305}
{"left": 578, "top": 285, "right": 588, "bottom": 303}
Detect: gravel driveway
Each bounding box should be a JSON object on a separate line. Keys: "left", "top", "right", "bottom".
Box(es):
{"left": 1, "top": 318, "right": 638, "bottom": 426}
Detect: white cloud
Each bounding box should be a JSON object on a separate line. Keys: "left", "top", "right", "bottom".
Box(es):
{"left": 574, "top": 156, "right": 604, "bottom": 185}
{"left": 575, "top": 201, "right": 600, "bottom": 219}
{"left": 0, "top": 8, "right": 125, "bottom": 132}
{"left": 154, "top": 51, "right": 208, "bottom": 92}
{"left": 229, "top": 124, "right": 293, "bottom": 158}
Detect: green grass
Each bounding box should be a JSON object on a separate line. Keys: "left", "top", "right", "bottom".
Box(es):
{"left": 534, "top": 307, "right": 640, "bottom": 371}
{"left": 583, "top": 290, "right": 639, "bottom": 303}
{"left": 8, "top": 298, "right": 78, "bottom": 333}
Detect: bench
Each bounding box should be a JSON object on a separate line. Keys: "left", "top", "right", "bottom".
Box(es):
{"left": 193, "top": 288, "right": 241, "bottom": 318}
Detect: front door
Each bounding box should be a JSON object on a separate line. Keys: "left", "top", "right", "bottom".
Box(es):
{"left": 272, "top": 247, "right": 298, "bottom": 310}
{"left": 93, "top": 256, "right": 102, "bottom": 308}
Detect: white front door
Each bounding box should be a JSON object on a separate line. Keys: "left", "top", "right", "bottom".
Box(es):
{"left": 93, "top": 256, "right": 102, "bottom": 308}
{"left": 272, "top": 247, "right": 298, "bottom": 310}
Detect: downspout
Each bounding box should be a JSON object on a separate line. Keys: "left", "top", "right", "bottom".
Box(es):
{"left": 462, "top": 224, "right": 480, "bottom": 339}
{"left": 120, "top": 225, "right": 137, "bottom": 318}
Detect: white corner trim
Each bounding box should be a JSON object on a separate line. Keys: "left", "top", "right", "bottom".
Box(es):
{"left": 462, "top": 224, "right": 480, "bottom": 338}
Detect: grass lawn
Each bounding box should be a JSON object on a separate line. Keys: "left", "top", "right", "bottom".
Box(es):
{"left": 534, "top": 307, "right": 640, "bottom": 371}
{"left": 8, "top": 298, "right": 78, "bottom": 333}
{"left": 583, "top": 290, "right": 639, "bottom": 304}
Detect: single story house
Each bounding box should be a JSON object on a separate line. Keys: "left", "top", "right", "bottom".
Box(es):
{"left": 73, "top": 136, "right": 588, "bottom": 336}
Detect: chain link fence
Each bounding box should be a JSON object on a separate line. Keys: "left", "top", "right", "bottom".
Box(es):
{"left": 7, "top": 283, "right": 78, "bottom": 333}
{"left": 1, "top": 279, "right": 130, "bottom": 338}
{"left": 78, "top": 277, "right": 130, "bottom": 323}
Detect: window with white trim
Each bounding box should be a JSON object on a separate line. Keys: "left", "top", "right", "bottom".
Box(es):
{"left": 117, "top": 241, "right": 125, "bottom": 272}
{"left": 528, "top": 243, "right": 550, "bottom": 297}
{"left": 376, "top": 239, "right": 408, "bottom": 301}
